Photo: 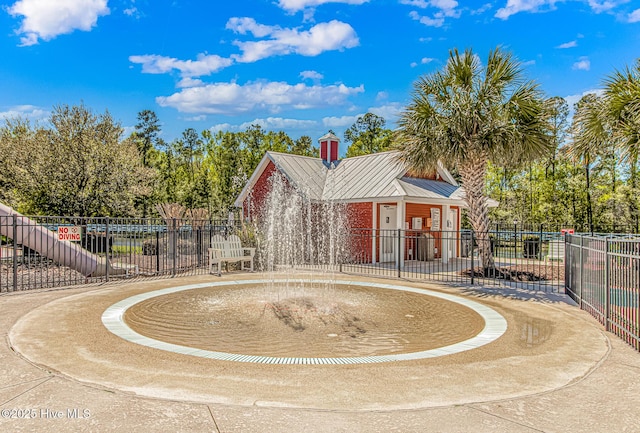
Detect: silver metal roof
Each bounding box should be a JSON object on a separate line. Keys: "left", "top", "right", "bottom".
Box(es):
{"left": 269, "top": 152, "right": 327, "bottom": 200}
{"left": 237, "top": 150, "right": 470, "bottom": 206}
{"left": 323, "top": 152, "right": 406, "bottom": 200}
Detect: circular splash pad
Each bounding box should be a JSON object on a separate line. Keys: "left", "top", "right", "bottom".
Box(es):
{"left": 102, "top": 279, "right": 507, "bottom": 364}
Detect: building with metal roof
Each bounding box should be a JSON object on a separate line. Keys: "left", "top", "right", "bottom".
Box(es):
{"left": 235, "top": 133, "right": 491, "bottom": 265}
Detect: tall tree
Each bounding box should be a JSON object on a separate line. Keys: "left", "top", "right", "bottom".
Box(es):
{"left": 291, "top": 135, "right": 319, "bottom": 157}
{"left": 134, "top": 109, "right": 161, "bottom": 167}
{"left": 396, "top": 47, "right": 551, "bottom": 270}
{"left": 569, "top": 94, "right": 610, "bottom": 233}
{"left": 603, "top": 59, "right": 640, "bottom": 231}
{"left": 344, "top": 113, "right": 393, "bottom": 157}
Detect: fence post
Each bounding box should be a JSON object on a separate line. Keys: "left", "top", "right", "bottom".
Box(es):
{"left": 579, "top": 235, "right": 584, "bottom": 309}
{"left": 105, "top": 217, "right": 110, "bottom": 283}
{"left": 155, "top": 230, "right": 160, "bottom": 274}
{"left": 12, "top": 214, "right": 18, "bottom": 292}
{"left": 470, "top": 230, "right": 475, "bottom": 285}
{"left": 172, "top": 218, "right": 177, "bottom": 277}
{"left": 604, "top": 237, "right": 610, "bottom": 332}
{"left": 397, "top": 229, "right": 402, "bottom": 278}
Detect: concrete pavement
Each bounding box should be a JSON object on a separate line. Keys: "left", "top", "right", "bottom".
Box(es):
{"left": 1, "top": 274, "right": 639, "bottom": 432}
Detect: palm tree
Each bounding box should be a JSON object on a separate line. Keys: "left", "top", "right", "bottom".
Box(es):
{"left": 603, "top": 60, "right": 640, "bottom": 231}
{"left": 568, "top": 94, "right": 608, "bottom": 233}
{"left": 396, "top": 47, "right": 551, "bottom": 271}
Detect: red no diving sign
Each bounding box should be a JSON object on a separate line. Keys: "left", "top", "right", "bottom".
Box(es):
{"left": 57, "top": 226, "right": 82, "bottom": 242}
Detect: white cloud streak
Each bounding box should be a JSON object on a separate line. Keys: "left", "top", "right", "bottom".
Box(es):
{"left": 0, "top": 104, "right": 49, "bottom": 121}
{"left": 556, "top": 40, "right": 577, "bottom": 49}
{"left": 300, "top": 70, "right": 324, "bottom": 80}
{"left": 495, "top": 0, "right": 629, "bottom": 19}
{"left": 628, "top": 8, "right": 640, "bottom": 22}
{"left": 129, "top": 54, "right": 234, "bottom": 78}
{"left": 276, "top": 0, "right": 369, "bottom": 13}
{"left": 227, "top": 18, "right": 359, "bottom": 62}
{"left": 157, "top": 81, "right": 364, "bottom": 114}
{"left": 495, "top": 0, "right": 557, "bottom": 20}
{"left": 8, "top": 0, "right": 109, "bottom": 46}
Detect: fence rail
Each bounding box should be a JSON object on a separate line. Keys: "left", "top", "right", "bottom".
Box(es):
{"left": 3, "top": 215, "right": 639, "bottom": 353}
{"left": 330, "top": 228, "right": 565, "bottom": 292}
{"left": 1, "top": 215, "right": 240, "bottom": 292}
{"left": 566, "top": 234, "right": 640, "bottom": 352}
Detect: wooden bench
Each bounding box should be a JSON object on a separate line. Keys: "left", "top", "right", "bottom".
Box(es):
{"left": 546, "top": 240, "right": 565, "bottom": 262}
{"left": 208, "top": 234, "right": 255, "bottom": 276}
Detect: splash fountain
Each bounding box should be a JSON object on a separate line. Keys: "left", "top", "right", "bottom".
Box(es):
{"left": 5, "top": 152, "right": 610, "bottom": 412}
{"left": 102, "top": 170, "right": 507, "bottom": 364}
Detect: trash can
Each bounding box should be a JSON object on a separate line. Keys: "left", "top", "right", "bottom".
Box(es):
{"left": 460, "top": 231, "right": 472, "bottom": 257}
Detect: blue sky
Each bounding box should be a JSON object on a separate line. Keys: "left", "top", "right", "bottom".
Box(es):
{"left": 1, "top": 0, "right": 639, "bottom": 147}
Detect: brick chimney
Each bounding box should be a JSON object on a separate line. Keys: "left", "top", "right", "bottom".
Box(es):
{"left": 318, "top": 132, "right": 340, "bottom": 166}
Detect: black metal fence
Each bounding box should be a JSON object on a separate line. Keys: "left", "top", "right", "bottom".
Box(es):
{"left": 0, "top": 215, "right": 240, "bottom": 292}
{"left": 566, "top": 234, "right": 640, "bottom": 352}
{"left": 335, "top": 228, "right": 565, "bottom": 292}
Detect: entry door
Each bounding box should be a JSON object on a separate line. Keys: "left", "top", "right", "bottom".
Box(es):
{"left": 380, "top": 205, "right": 397, "bottom": 263}
{"left": 446, "top": 209, "right": 458, "bottom": 258}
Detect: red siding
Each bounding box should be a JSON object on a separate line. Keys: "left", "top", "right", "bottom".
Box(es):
{"left": 346, "top": 202, "right": 373, "bottom": 262}
{"left": 243, "top": 161, "right": 280, "bottom": 221}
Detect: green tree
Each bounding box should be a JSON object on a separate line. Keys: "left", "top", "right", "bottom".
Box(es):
{"left": 1, "top": 104, "right": 151, "bottom": 216}
{"left": 344, "top": 113, "right": 393, "bottom": 157}
{"left": 134, "top": 109, "right": 161, "bottom": 167}
{"left": 603, "top": 59, "right": 640, "bottom": 231}
{"left": 396, "top": 47, "right": 552, "bottom": 269}
{"left": 291, "top": 135, "right": 319, "bottom": 157}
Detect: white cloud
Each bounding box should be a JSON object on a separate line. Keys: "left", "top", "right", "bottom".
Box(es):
{"left": 209, "top": 123, "right": 235, "bottom": 133}
{"left": 556, "top": 40, "right": 577, "bottom": 49}
{"left": 376, "top": 91, "right": 389, "bottom": 102}
{"left": 323, "top": 103, "right": 403, "bottom": 129}
{"left": 300, "top": 70, "right": 324, "bottom": 80}
{"left": 522, "top": 59, "right": 536, "bottom": 66}
{"left": 0, "top": 104, "right": 49, "bottom": 121}
{"left": 228, "top": 19, "right": 359, "bottom": 63}
{"left": 323, "top": 115, "right": 359, "bottom": 128}
{"left": 587, "top": 0, "right": 625, "bottom": 13}
{"left": 495, "top": 0, "right": 557, "bottom": 20}
{"left": 471, "top": 3, "right": 493, "bottom": 14}
{"left": 177, "top": 77, "right": 205, "bottom": 88}
{"left": 8, "top": 0, "right": 109, "bottom": 46}
{"left": 210, "top": 118, "right": 318, "bottom": 133}
{"left": 400, "top": 0, "right": 458, "bottom": 12}
{"left": 400, "top": 0, "right": 429, "bottom": 6}
{"left": 156, "top": 81, "right": 365, "bottom": 114}
{"left": 184, "top": 115, "right": 207, "bottom": 122}
{"left": 409, "top": 10, "right": 445, "bottom": 27}
{"left": 129, "top": 54, "right": 234, "bottom": 78}
{"left": 276, "top": 0, "right": 369, "bottom": 13}
{"left": 628, "top": 8, "right": 640, "bottom": 22}
{"left": 405, "top": 0, "right": 460, "bottom": 27}
{"left": 572, "top": 57, "right": 591, "bottom": 71}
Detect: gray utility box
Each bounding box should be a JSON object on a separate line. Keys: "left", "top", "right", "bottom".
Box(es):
{"left": 417, "top": 233, "right": 435, "bottom": 261}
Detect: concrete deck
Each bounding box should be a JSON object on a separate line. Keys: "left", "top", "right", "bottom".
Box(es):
{"left": 1, "top": 273, "right": 638, "bottom": 432}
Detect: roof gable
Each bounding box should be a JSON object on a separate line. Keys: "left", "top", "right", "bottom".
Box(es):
{"left": 236, "top": 150, "right": 467, "bottom": 206}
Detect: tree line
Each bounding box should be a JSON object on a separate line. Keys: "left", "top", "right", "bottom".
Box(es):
{"left": 0, "top": 106, "right": 391, "bottom": 218}
{"left": 0, "top": 52, "right": 637, "bottom": 239}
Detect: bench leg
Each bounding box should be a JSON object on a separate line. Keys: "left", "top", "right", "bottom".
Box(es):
{"left": 210, "top": 261, "right": 222, "bottom": 277}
